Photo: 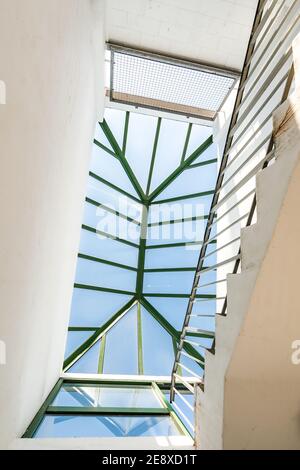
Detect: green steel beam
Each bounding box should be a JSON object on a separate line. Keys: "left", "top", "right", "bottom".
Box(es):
{"left": 98, "top": 333, "right": 106, "bottom": 374}
{"left": 152, "top": 382, "right": 192, "bottom": 437}
{"left": 136, "top": 205, "right": 148, "bottom": 298}
{"left": 144, "top": 293, "right": 215, "bottom": 299}
{"left": 150, "top": 189, "right": 214, "bottom": 205}
{"left": 82, "top": 224, "right": 139, "bottom": 248}
{"left": 140, "top": 297, "right": 204, "bottom": 363}
{"left": 144, "top": 267, "right": 196, "bottom": 273}
{"left": 180, "top": 123, "right": 192, "bottom": 164}
{"left": 89, "top": 171, "right": 141, "bottom": 204}
{"left": 74, "top": 284, "right": 135, "bottom": 296}
{"left": 78, "top": 253, "right": 137, "bottom": 272}
{"left": 148, "top": 135, "right": 213, "bottom": 202}
{"left": 137, "top": 302, "right": 144, "bottom": 375}
{"left": 22, "top": 379, "right": 64, "bottom": 438}
{"left": 64, "top": 298, "right": 136, "bottom": 370}
{"left": 146, "top": 240, "right": 205, "bottom": 250}
{"left": 146, "top": 117, "right": 161, "bottom": 196}
{"left": 68, "top": 327, "right": 98, "bottom": 332}
{"left": 148, "top": 214, "right": 209, "bottom": 227}
{"left": 86, "top": 197, "right": 140, "bottom": 225}
{"left": 187, "top": 158, "right": 218, "bottom": 170}
{"left": 94, "top": 138, "right": 117, "bottom": 158}
{"left": 46, "top": 406, "right": 168, "bottom": 415}
{"left": 100, "top": 119, "right": 146, "bottom": 202}
{"left": 122, "top": 111, "right": 130, "bottom": 155}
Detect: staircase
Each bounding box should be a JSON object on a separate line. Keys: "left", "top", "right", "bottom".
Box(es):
{"left": 195, "top": 34, "right": 300, "bottom": 450}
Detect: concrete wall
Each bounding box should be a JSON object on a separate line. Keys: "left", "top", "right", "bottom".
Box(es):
{"left": 0, "top": 0, "right": 105, "bottom": 449}
{"left": 223, "top": 66, "right": 300, "bottom": 449}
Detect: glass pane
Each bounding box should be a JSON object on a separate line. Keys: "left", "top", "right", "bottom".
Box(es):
{"left": 126, "top": 112, "right": 158, "bottom": 192}
{"left": 150, "top": 119, "right": 188, "bottom": 193}
{"left": 143, "top": 272, "right": 195, "bottom": 295}
{"left": 79, "top": 229, "right": 138, "bottom": 268}
{"left": 185, "top": 124, "right": 212, "bottom": 158}
{"left": 86, "top": 176, "right": 143, "bottom": 221}
{"left": 83, "top": 202, "right": 140, "bottom": 244}
{"left": 94, "top": 122, "right": 114, "bottom": 152}
{"left": 145, "top": 244, "right": 200, "bottom": 269}
{"left": 144, "top": 297, "right": 188, "bottom": 330}
{"left": 104, "top": 108, "right": 125, "bottom": 149}
{"left": 64, "top": 331, "right": 94, "bottom": 359}
{"left": 103, "top": 304, "right": 138, "bottom": 374}
{"left": 141, "top": 306, "right": 174, "bottom": 376}
{"left": 90, "top": 144, "right": 138, "bottom": 196}
{"left": 52, "top": 384, "right": 162, "bottom": 408}
{"left": 147, "top": 219, "right": 205, "bottom": 246}
{"left": 69, "top": 289, "right": 133, "bottom": 327}
{"left": 67, "top": 340, "right": 101, "bottom": 373}
{"left": 34, "top": 415, "right": 182, "bottom": 438}
{"left": 155, "top": 162, "right": 217, "bottom": 201}
{"left": 149, "top": 194, "right": 213, "bottom": 222}
{"left": 191, "top": 142, "right": 217, "bottom": 164}
{"left": 75, "top": 257, "right": 136, "bottom": 292}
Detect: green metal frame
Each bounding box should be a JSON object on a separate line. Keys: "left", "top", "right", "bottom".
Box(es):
{"left": 23, "top": 378, "right": 191, "bottom": 438}
{"left": 63, "top": 112, "right": 217, "bottom": 377}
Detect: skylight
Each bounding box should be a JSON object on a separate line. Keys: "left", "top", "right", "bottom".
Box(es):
{"left": 108, "top": 44, "right": 238, "bottom": 120}
{"left": 63, "top": 108, "right": 217, "bottom": 377}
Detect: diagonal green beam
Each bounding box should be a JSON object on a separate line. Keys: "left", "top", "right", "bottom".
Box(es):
{"left": 140, "top": 297, "right": 204, "bottom": 364}
{"left": 150, "top": 190, "right": 214, "bottom": 205}
{"left": 78, "top": 253, "right": 137, "bottom": 272}
{"left": 136, "top": 205, "right": 148, "bottom": 298}
{"left": 148, "top": 135, "right": 213, "bottom": 202}
{"left": 146, "top": 117, "right": 161, "bottom": 196}
{"left": 89, "top": 171, "right": 141, "bottom": 204}
{"left": 64, "top": 298, "right": 136, "bottom": 370}
{"left": 180, "top": 123, "right": 192, "bottom": 164}
{"left": 122, "top": 111, "right": 130, "bottom": 154}
{"left": 94, "top": 139, "right": 117, "bottom": 158}
{"left": 137, "top": 302, "right": 144, "bottom": 375}
{"left": 86, "top": 197, "right": 140, "bottom": 225}
{"left": 82, "top": 224, "right": 139, "bottom": 248}
{"left": 100, "top": 119, "right": 146, "bottom": 202}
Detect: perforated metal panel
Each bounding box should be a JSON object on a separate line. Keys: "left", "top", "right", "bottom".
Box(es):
{"left": 109, "top": 44, "right": 239, "bottom": 120}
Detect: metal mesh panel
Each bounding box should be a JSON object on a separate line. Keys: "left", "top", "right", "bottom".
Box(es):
{"left": 109, "top": 47, "right": 238, "bottom": 119}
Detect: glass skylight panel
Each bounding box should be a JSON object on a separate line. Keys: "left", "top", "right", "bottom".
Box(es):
{"left": 79, "top": 229, "right": 139, "bottom": 267}
{"left": 75, "top": 257, "right": 136, "bottom": 292}
{"left": 90, "top": 146, "right": 138, "bottom": 196}
{"left": 144, "top": 271, "right": 195, "bottom": 295}
{"left": 63, "top": 108, "right": 217, "bottom": 378}
{"left": 125, "top": 111, "right": 158, "bottom": 192}
{"left": 68, "top": 341, "right": 101, "bottom": 374}
{"left": 64, "top": 331, "right": 94, "bottom": 359}
{"left": 149, "top": 119, "right": 188, "bottom": 193}
{"left": 109, "top": 46, "right": 237, "bottom": 119}
{"left": 52, "top": 384, "right": 163, "bottom": 409}
{"left": 145, "top": 245, "right": 200, "bottom": 269}
{"left": 34, "top": 415, "right": 182, "bottom": 438}
{"left": 103, "top": 304, "right": 138, "bottom": 374}
{"left": 69, "top": 290, "right": 133, "bottom": 327}
{"left": 145, "top": 297, "right": 189, "bottom": 331}
{"left": 141, "top": 307, "right": 175, "bottom": 376}
{"left": 155, "top": 163, "right": 217, "bottom": 201}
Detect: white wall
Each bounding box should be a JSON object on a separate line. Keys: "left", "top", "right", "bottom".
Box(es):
{"left": 0, "top": 0, "right": 105, "bottom": 449}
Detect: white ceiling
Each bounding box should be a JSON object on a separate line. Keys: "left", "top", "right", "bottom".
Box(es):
{"left": 105, "top": 0, "right": 258, "bottom": 71}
